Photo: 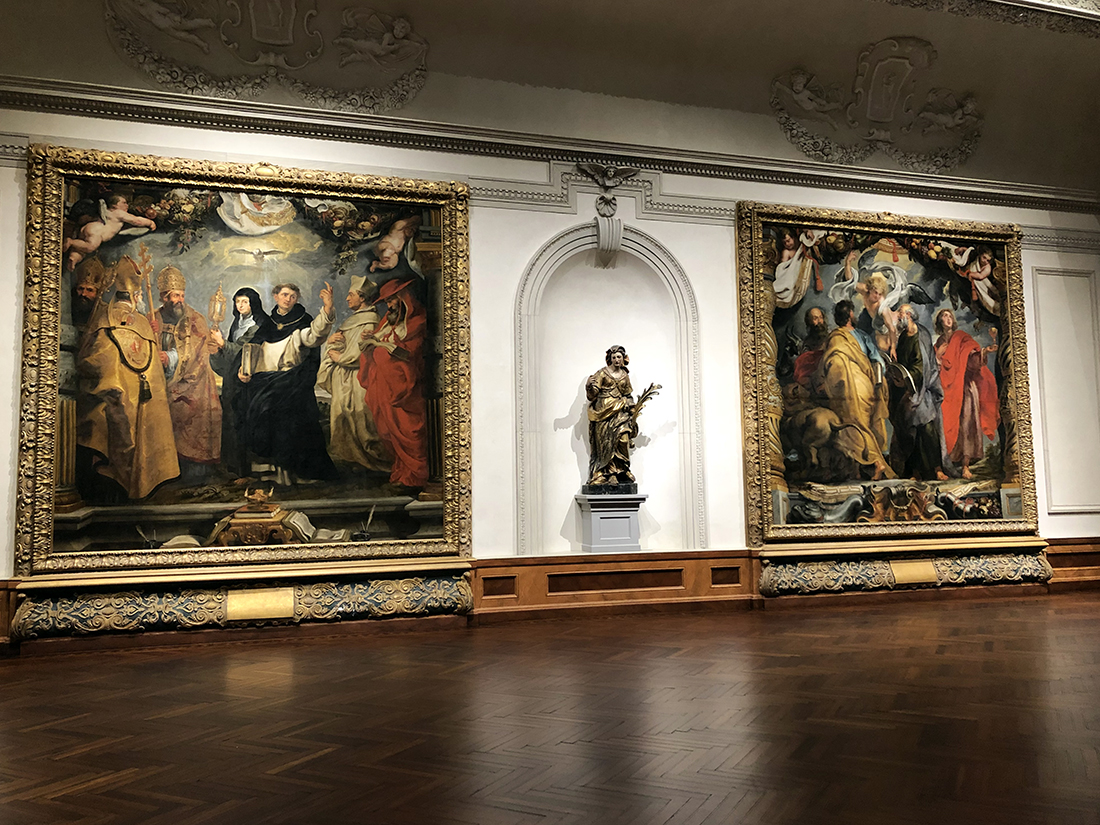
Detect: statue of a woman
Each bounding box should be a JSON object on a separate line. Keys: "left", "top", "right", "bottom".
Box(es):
{"left": 585, "top": 345, "right": 660, "bottom": 489}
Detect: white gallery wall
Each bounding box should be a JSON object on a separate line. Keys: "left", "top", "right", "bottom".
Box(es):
{"left": 0, "top": 109, "right": 1098, "bottom": 576}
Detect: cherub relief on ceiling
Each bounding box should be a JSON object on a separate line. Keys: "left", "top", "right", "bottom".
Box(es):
{"left": 104, "top": 0, "right": 428, "bottom": 114}
{"left": 772, "top": 38, "right": 983, "bottom": 175}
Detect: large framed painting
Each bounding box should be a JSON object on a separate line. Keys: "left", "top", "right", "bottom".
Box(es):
{"left": 17, "top": 144, "right": 470, "bottom": 576}
{"left": 737, "top": 202, "right": 1037, "bottom": 545}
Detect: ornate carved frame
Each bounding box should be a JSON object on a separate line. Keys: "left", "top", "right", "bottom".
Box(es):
{"left": 736, "top": 201, "right": 1038, "bottom": 547}
{"left": 17, "top": 144, "right": 471, "bottom": 577}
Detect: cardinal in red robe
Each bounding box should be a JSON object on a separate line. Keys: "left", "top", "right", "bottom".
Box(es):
{"left": 358, "top": 278, "right": 429, "bottom": 490}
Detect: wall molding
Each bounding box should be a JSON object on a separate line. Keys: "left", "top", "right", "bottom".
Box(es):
{"left": 515, "top": 223, "right": 707, "bottom": 555}
{"left": 871, "top": 0, "right": 1100, "bottom": 37}
{"left": 0, "top": 132, "right": 27, "bottom": 168}
{"left": 0, "top": 75, "right": 1097, "bottom": 214}
{"left": 1019, "top": 225, "right": 1100, "bottom": 254}
{"left": 471, "top": 162, "right": 739, "bottom": 225}
{"left": 1031, "top": 266, "right": 1100, "bottom": 514}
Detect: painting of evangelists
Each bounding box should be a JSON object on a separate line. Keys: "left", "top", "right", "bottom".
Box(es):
{"left": 28, "top": 147, "right": 468, "bottom": 565}
{"left": 737, "top": 203, "right": 1037, "bottom": 541}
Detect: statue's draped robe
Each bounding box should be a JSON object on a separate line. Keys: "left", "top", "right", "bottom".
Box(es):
{"left": 77, "top": 300, "right": 180, "bottom": 498}
{"left": 586, "top": 367, "right": 636, "bottom": 484}
{"left": 155, "top": 304, "right": 222, "bottom": 464}
{"left": 317, "top": 306, "right": 389, "bottom": 470}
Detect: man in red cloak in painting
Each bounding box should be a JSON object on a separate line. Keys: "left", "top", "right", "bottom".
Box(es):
{"left": 933, "top": 308, "right": 999, "bottom": 479}
{"left": 358, "top": 278, "right": 429, "bottom": 492}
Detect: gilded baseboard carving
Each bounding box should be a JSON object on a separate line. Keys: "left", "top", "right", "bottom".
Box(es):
{"left": 760, "top": 559, "right": 895, "bottom": 596}
{"left": 294, "top": 576, "right": 474, "bottom": 621}
{"left": 932, "top": 553, "right": 1054, "bottom": 586}
{"left": 10, "top": 574, "right": 472, "bottom": 640}
{"left": 10, "top": 589, "right": 228, "bottom": 639}
{"left": 760, "top": 552, "right": 1053, "bottom": 596}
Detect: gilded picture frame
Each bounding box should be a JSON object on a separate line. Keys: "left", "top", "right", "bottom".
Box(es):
{"left": 17, "top": 144, "right": 471, "bottom": 576}
{"left": 737, "top": 201, "right": 1038, "bottom": 546}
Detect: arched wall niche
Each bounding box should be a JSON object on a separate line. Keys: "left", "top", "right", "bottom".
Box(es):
{"left": 515, "top": 222, "right": 706, "bottom": 555}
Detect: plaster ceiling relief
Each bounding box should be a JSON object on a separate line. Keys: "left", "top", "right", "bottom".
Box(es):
{"left": 103, "top": 0, "right": 428, "bottom": 113}
{"left": 773, "top": 37, "right": 983, "bottom": 174}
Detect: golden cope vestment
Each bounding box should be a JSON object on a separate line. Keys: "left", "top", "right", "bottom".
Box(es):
{"left": 77, "top": 300, "right": 180, "bottom": 498}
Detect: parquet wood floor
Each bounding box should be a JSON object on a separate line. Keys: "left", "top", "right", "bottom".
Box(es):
{"left": 2, "top": 593, "right": 1100, "bottom": 825}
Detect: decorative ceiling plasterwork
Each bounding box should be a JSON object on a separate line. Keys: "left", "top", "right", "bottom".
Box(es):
{"left": 104, "top": 0, "right": 428, "bottom": 114}
{"left": 773, "top": 37, "right": 982, "bottom": 175}
{"left": 871, "top": 0, "right": 1100, "bottom": 37}
{"left": 2, "top": 76, "right": 1096, "bottom": 214}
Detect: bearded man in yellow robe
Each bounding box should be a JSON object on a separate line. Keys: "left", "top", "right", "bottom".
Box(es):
{"left": 819, "top": 300, "right": 895, "bottom": 481}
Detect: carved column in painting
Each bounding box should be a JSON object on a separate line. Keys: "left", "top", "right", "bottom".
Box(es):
{"left": 759, "top": 285, "right": 788, "bottom": 495}
{"left": 55, "top": 287, "right": 85, "bottom": 513}
{"left": 54, "top": 397, "right": 82, "bottom": 512}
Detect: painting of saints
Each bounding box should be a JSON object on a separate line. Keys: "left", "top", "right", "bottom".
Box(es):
{"left": 762, "top": 218, "right": 1013, "bottom": 526}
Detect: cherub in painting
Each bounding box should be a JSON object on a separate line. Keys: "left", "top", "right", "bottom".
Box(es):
{"left": 63, "top": 194, "right": 157, "bottom": 271}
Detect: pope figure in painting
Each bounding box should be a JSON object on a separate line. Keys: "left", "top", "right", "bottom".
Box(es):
{"left": 153, "top": 265, "right": 222, "bottom": 478}
{"left": 76, "top": 255, "right": 179, "bottom": 499}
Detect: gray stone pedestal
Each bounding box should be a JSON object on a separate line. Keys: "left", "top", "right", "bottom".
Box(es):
{"left": 574, "top": 493, "right": 647, "bottom": 553}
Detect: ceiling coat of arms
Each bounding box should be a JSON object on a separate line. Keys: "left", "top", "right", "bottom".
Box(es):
{"left": 104, "top": 0, "right": 429, "bottom": 114}
{"left": 772, "top": 38, "right": 983, "bottom": 175}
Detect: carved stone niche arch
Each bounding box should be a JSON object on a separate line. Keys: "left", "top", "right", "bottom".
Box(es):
{"left": 515, "top": 222, "right": 707, "bottom": 555}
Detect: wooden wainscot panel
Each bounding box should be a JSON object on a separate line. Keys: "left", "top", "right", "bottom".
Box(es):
{"left": 471, "top": 550, "right": 758, "bottom": 621}
{"left": 1045, "top": 538, "right": 1100, "bottom": 591}
{"left": 0, "top": 580, "right": 18, "bottom": 644}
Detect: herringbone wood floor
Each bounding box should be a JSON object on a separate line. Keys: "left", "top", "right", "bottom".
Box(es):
{"left": 2, "top": 593, "right": 1099, "bottom": 825}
